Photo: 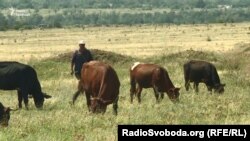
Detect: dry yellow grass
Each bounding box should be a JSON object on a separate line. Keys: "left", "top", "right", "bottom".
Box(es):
{"left": 0, "top": 23, "right": 250, "bottom": 62}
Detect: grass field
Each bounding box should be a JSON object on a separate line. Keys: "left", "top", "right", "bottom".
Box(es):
{"left": 0, "top": 23, "right": 250, "bottom": 141}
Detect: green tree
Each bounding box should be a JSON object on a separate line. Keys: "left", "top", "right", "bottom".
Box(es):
{"left": 44, "top": 14, "right": 63, "bottom": 28}
{"left": 0, "top": 13, "right": 7, "bottom": 30}
{"left": 196, "top": 0, "right": 206, "bottom": 8}
{"left": 17, "top": 0, "right": 34, "bottom": 8}
{"left": 0, "top": 0, "right": 5, "bottom": 8}
{"left": 28, "top": 14, "right": 43, "bottom": 26}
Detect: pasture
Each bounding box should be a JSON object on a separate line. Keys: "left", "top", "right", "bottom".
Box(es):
{"left": 0, "top": 23, "right": 250, "bottom": 140}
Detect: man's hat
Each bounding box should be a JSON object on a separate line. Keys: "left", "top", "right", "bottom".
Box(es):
{"left": 78, "top": 40, "right": 85, "bottom": 45}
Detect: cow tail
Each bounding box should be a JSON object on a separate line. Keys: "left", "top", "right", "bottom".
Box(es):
{"left": 183, "top": 63, "right": 189, "bottom": 82}
{"left": 113, "top": 96, "right": 119, "bottom": 115}
{"left": 98, "top": 69, "right": 107, "bottom": 99}
{"left": 130, "top": 70, "right": 136, "bottom": 94}
{"left": 183, "top": 63, "right": 192, "bottom": 90}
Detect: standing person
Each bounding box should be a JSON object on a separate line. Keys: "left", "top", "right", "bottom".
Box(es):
{"left": 71, "top": 40, "right": 93, "bottom": 80}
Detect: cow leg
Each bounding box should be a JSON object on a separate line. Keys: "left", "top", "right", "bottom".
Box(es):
{"left": 206, "top": 86, "right": 212, "bottom": 94}
{"left": 72, "top": 80, "right": 83, "bottom": 104}
{"left": 23, "top": 92, "right": 29, "bottom": 110}
{"left": 136, "top": 86, "right": 142, "bottom": 103}
{"left": 102, "top": 106, "right": 107, "bottom": 115}
{"left": 24, "top": 98, "right": 29, "bottom": 109}
{"left": 72, "top": 90, "right": 82, "bottom": 104}
{"left": 18, "top": 89, "right": 29, "bottom": 110}
{"left": 130, "top": 89, "right": 135, "bottom": 104}
{"left": 194, "top": 83, "right": 199, "bottom": 93}
{"left": 153, "top": 86, "right": 160, "bottom": 102}
{"left": 160, "top": 92, "right": 164, "bottom": 99}
{"left": 17, "top": 90, "right": 23, "bottom": 109}
{"left": 85, "top": 92, "right": 91, "bottom": 111}
{"left": 113, "top": 96, "right": 119, "bottom": 115}
{"left": 185, "top": 80, "right": 190, "bottom": 91}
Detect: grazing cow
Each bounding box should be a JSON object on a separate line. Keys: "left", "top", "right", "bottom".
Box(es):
{"left": 183, "top": 60, "right": 225, "bottom": 93}
{"left": 0, "top": 102, "right": 11, "bottom": 127}
{"left": 130, "top": 62, "right": 180, "bottom": 103}
{"left": 0, "top": 61, "right": 52, "bottom": 109}
{"left": 72, "top": 61, "right": 120, "bottom": 115}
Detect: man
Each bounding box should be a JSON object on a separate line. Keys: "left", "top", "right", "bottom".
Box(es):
{"left": 71, "top": 40, "right": 93, "bottom": 80}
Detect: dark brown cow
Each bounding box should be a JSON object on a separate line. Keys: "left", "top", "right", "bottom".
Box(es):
{"left": 72, "top": 61, "right": 120, "bottom": 115}
{"left": 130, "top": 62, "right": 180, "bottom": 103}
{"left": 183, "top": 60, "right": 225, "bottom": 93}
{"left": 0, "top": 102, "right": 11, "bottom": 127}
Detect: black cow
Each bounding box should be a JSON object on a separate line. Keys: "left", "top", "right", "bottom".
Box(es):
{"left": 0, "top": 61, "right": 51, "bottom": 109}
{"left": 0, "top": 102, "right": 11, "bottom": 127}
{"left": 183, "top": 60, "right": 225, "bottom": 93}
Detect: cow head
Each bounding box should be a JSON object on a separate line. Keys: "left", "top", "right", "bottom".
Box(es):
{"left": 167, "top": 88, "right": 180, "bottom": 102}
{"left": 214, "top": 84, "right": 226, "bottom": 94}
{"left": 0, "top": 103, "right": 11, "bottom": 127}
{"left": 33, "top": 92, "right": 52, "bottom": 109}
{"left": 90, "top": 98, "right": 107, "bottom": 114}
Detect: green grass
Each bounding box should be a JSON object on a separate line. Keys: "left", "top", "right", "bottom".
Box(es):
{"left": 1, "top": 46, "right": 250, "bottom": 141}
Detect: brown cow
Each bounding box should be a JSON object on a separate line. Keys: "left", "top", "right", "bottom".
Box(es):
{"left": 130, "top": 62, "right": 180, "bottom": 103}
{"left": 0, "top": 102, "right": 11, "bottom": 127}
{"left": 72, "top": 61, "right": 120, "bottom": 115}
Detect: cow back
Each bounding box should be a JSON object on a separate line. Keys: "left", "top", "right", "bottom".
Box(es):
{"left": 131, "top": 63, "right": 174, "bottom": 91}
{"left": 0, "top": 61, "right": 49, "bottom": 109}
{"left": 130, "top": 63, "right": 160, "bottom": 88}
{"left": 81, "top": 61, "right": 120, "bottom": 103}
{"left": 130, "top": 62, "right": 180, "bottom": 102}
{"left": 184, "top": 60, "right": 221, "bottom": 87}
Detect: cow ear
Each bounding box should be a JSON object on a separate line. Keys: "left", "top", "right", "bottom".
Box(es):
{"left": 43, "top": 93, "right": 52, "bottom": 99}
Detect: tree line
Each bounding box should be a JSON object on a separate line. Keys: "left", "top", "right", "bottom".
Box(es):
{"left": 1, "top": 0, "right": 250, "bottom": 9}
{"left": 1, "top": 8, "right": 250, "bottom": 31}
{"left": 1, "top": 0, "right": 250, "bottom": 30}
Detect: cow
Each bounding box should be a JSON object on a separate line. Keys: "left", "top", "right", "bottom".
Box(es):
{"left": 0, "top": 61, "right": 52, "bottom": 109}
{"left": 130, "top": 62, "right": 180, "bottom": 103}
{"left": 0, "top": 102, "right": 11, "bottom": 127}
{"left": 183, "top": 60, "right": 225, "bottom": 93}
{"left": 72, "top": 61, "right": 120, "bottom": 115}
